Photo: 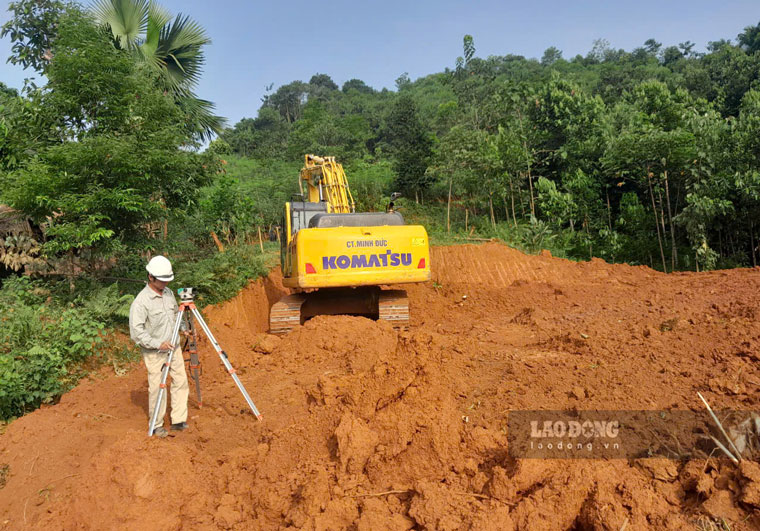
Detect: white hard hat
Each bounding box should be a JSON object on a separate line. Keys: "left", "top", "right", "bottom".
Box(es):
{"left": 146, "top": 255, "right": 174, "bottom": 281}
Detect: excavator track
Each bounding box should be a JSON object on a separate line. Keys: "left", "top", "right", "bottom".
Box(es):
{"left": 269, "top": 294, "right": 306, "bottom": 334}
{"left": 378, "top": 290, "right": 409, "bottom": 326}
{"left": 269, "top": 287, "right": 409, "bottom": 334}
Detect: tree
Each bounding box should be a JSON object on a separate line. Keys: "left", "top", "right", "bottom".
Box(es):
{"left": 221, "top": 107, "right": 290, "bottom": 158}
{"left": 0, "top": 83, "right": 18, "bottom": 99}
{"left": 706, "top": 39, "right": 731, "bottom": 52}
{"left": 385, "top": 95, "right": 433, "bottom": 198}
{"left": 463, "top": 34, "right": 475, "bottom": 65}
{"left": 1, "top": 8, "right": 215, "bottom": 259}
{"left": 264, "top": 81, "right": 309, "bottom": 123}
{"left": 308, "top": 73, "right": 339, "bottom": 103}
{"left": 309, "top": 73, "right": 338, "bottom": 91}
{"left": 662, "top": 46, "right": 683, "bottom": 66}
{"left": 643, "top": 38, "right": 662, "bottom": 56}
{"left": 683, "top": 44, "right": 760, "bottom": 116}
{"left": 541, "top": 46, "right": 562, "bottom": 66}
{"left": 395, "top": 72, "right": 411, "bottom": 91}
{"left": 90, "top": 0, "right": 224, "bottom": 140}
{"left": 587, "top": 38, "right": 612, "bottom": 63}
{"left": 287, "top": 101, "right": 368, "bottom": 161}
{"left": 530, "top": 75, "right": 606, "bottom": 181}
{"left": 731, "top": 88, "right": 760, "bottom": 265}
{"left": 342, "top": 78, "right": 374, "bottom": 94}
{"left": 1, "top": 0, "right": 66, "bottom": 73}
{"left": 738, "top": 22, "right": 760, "bottom": 54}
{"left": 679, "top": 41, "right": 697, "bottom": 58}
{"left": 603, "top": 81, "right": 698, "bottom": 271}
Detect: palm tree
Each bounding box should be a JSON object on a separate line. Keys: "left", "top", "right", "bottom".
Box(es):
{"left": 91, "top": 0, "right": 225, "bottom": 140}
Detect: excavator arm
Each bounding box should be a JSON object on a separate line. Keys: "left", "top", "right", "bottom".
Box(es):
{"left": 299, "top": 155, "right": 355, "bottom": 214}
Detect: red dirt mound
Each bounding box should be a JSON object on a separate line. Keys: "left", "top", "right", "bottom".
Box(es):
{"left": 1, "top": 242, "right": 760, "bottom": 530}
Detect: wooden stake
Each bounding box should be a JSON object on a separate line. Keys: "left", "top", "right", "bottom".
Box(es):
{"left": 257, "top": 226, "right": 264, "bottom": 252}
{"left": 210, "top": 231, "right": 224, "bottom": 253}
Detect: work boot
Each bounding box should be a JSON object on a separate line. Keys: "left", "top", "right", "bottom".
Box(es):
{"left": 171, "top": 422, "right": 188, "bottom": 431}
{"left": 152, "top": 426, "right": 168, "bottom": 438}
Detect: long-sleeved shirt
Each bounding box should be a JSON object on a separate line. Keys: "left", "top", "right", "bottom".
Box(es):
{"left": 129, "top": 284, "right": 181, "bottom": 353}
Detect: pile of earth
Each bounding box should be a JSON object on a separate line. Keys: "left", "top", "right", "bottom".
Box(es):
{"left": 1, "top": 242, "right": 760, "bottom": 529}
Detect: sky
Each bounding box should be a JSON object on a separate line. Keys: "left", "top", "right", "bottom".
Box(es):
{"left": 2, "top": 0, "right": 760, "bottom": 128}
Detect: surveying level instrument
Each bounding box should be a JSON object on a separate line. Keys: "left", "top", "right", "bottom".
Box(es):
{"left": 148, "top": 287, "right": 263, "bottom": 437}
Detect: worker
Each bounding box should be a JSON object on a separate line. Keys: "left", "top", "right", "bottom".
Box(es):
{"left": 129, "top": 255, "right": 189, "bottom": 438}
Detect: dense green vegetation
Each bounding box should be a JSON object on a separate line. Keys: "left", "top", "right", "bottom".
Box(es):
{"left": 0, "top": 0, "right": 270, "bottom": 419}
{"left": 223, "top": 29, "right": 760, "bottom": 271}
{"left": 1, "top": 0, "right": 760, "bottom": 418}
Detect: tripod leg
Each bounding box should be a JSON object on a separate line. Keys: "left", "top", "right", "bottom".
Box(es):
{"left": 190, "top": 307, "right": 263, "bottom": 421}
{"left": 184, "top": 312, "right": 203, "bottom": 406}
{"left": 148, "top": 309, "right": 185, "bottom": 436}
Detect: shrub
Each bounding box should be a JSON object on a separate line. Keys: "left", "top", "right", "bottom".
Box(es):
{"left": 0, "top": 277, "right": 127, "bottom": 419}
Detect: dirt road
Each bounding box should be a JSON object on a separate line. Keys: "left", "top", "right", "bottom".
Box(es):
{"left": 1, "top": 242, "right": 759, "bottom": 529}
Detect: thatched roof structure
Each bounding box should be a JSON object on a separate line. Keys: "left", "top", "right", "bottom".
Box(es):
{"left": 0, "top": 205, "right": 32, "bottom": 236}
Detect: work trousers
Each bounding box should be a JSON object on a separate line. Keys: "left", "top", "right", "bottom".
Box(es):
{"left": 143, "top": 347, "right": 189, "bottom": 426}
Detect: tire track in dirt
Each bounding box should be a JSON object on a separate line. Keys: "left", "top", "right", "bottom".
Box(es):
{"left": 430, "top": 243, "right": 632, "bottom": 288}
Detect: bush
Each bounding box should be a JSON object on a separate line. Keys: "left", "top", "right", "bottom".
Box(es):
{"left": 0, "top": 277, "right": 107, "bottom": 418}
{"left": 172, "top": 243, "right": 275, "bottom": 307}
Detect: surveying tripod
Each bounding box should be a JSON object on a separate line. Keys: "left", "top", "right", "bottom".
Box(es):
{"left": 148, "top": 287, "right": 263, "bottom": 437}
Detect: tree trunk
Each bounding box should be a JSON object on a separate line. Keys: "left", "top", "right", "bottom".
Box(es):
{"left": 751, "top": 220, "right": 757, "bottom": 267}
{"left": 465, "top": 208, "right": 469, "bottom": 232}
{"left": 663, "top": 170, "right": 677, "bottom": 271}
{"left": 647, "top": 171, "right": 668, "bottom": 272}
{"left": 527, "top": 171, "right": 535, "bottom": 217}
{"left": 605, "top": 188, "right": 612, "bottom": 231}
{"left": 415, "top": 190, "right": 419, "bottom": 204}
{"left": 516, "top": 109, "right": 535, "bottom": 216}
{"left": 489, "top": 194, "right": 495, "bottom": 227}
{"left": 508, "top": 177, "right": 517, "bottom": 227}
{"left": 447, "top": 177, "right": 452, "bottom": 234}
{"left": 257, "top": 226, "right": 264, "bottom": 252}
{"left": 657, "top": 187, "right": 668, "bottom": 267}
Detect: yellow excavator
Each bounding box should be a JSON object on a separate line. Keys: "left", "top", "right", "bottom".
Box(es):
{"left": 270, "top": 155, "right": 431, "bottom": 333}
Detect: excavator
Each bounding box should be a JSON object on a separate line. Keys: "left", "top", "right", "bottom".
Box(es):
{"left": 269, "top": 155, "right": 431, "bottom": 333}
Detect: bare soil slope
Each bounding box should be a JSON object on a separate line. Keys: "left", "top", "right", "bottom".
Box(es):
{"left": 1, "top": 242, "right": 760, "bottom": 530}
